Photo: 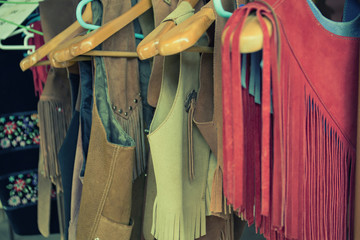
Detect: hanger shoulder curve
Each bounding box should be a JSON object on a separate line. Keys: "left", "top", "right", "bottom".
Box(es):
{"left": 59, "top": 0, "right": 152, "bottom": 61}
{"left": 49, "top": 34, "right": 88, "bottom": 68}
{"left": 52, "top": 34, "right": 88, "bottom": 62}
{"left": 19, "top": 3, "right": 92, "bottom": 71}
{"left": 136, "top": 0, "right": 201, "bottom": 59}
{"left": 222, "top": 14, "right": 273, "bottom": 53}
{"left": 136, "top": 21, "right": 175, "bottom": 60}
{"left": 157, "top": 7, "right": 215, "bottom": 56}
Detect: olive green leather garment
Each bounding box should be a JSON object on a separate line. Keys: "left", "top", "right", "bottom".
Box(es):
{"left": 146, "top": 0, "right": 179, "bottom": 108}
{"left": 148, "top": 51, "right": 212, "bottom": 240}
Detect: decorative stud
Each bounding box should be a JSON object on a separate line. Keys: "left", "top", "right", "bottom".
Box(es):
{"left": 129, "top": 106, "right": 133, "bottom": 111}
{"left": 94, "top": 238, "right": 100, "bottom": 240}
{"left": 118, "top": 109, "right": 123, "bottom": 114}
{"left": 138, "top": 93, "right": 141, "bottom": 96}
{"left": 112, "top": 105, "right": 116, "bottom": 110}
{"left": 134, "top": 99, "right": 138, "bottom": 103}
{"left": 124, "top": 112, "right": 128, "bottom": 116}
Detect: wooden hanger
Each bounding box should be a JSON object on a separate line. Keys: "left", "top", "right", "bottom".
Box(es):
{"left": 36, "top": 46, "right": 212, "bottom": 67}
{"left": 136, "top": 0, "right": 200, "bottom": 60}
{"left": 156, "top": 2, "right": 272, "bottom": 56}
{"left": 222, "top": 14, "right": 272, "bottom": 53}
{"left": 19, "top": 2, "right": 92, "bottom": 71}
{"left": 52, "top": 0, "right": 152, "bottom": 63}
{"left": 48, "top": 34, "right": 89, "bottom": 68}
{"left": 157, "top": 6, "right": 215, "bottom": 56}
{"left": 51, "top": 34, "right": 86, "bottom": 62}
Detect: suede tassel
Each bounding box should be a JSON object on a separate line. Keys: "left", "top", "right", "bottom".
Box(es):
{"left": 38, "top": 99, "right": 71, "bottom": 184}
{"left": 116, "top": 102, "right": 146, "bottom": 179}
{"left": 221, "top": 0, "right": 283, "bottom": 236}
{"left": 188, "top": 98, "right": 196, "bottom": 181}
{"left": 304, "top": 95, "right": 355, "bottom": 240}
{"left": 221, "top": 6, "right": 251, "bottom": 210}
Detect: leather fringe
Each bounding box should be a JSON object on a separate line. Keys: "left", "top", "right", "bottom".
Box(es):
{"left": 188, "top": 99, "right": 196, "bottom": 181}
{"left": 151, "top": 197, "right": 207, "bottom": 240}
{"left": 38, "top": 99, "right": 71, "bottom": 186}
{"left": 210, "top": 167, "right": 231, "bottom": 216}
{"left": 117, "top": 102, "right": 146, "bottom": 180}
{"left": 303, "top": 95, "right": 355, "bottom": 240}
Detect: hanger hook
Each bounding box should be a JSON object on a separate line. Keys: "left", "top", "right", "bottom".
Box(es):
{"left": 76, "top": 0, "right": 99, "bottom": 30}
{"left": 213, "top": 0, "right": 232, "bottom": 18}
{"left": 76, "top": 0, "right": 144, "bottom": 39}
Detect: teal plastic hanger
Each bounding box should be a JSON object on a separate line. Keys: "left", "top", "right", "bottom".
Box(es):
{"left": 213, "top": 0, "right": 232, "bottom": 18}
{"left": 76, "top": 0, "right": 144, "bottom": 39}
{"left": 213, "top": 0, "right": 244, "bottom": 18}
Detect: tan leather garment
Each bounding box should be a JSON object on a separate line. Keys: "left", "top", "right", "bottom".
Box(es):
{"left": 37, "top": 0, "right": 78, "bottom": 236}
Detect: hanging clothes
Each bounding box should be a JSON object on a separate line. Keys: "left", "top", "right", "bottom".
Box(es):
{"left": 148, "top": 50, "right": 212, "bottom": 240}
{"left": 75, "top": 0, "right": 136, "bottom": 239}
{"left": 146, "top": 0, "right": 180, "bottom": 108}
{"left": 99, "top": 0, "right": 146, "bottom": 180}
{"left": 58, "top": 70, "right": 80, "bottom": 240}
{"left": 67, "top": 125, "right": 84, "bottom": 240}
{"left": 221, "top": 0, "right": 360, "bottom": 239}
{"left": 195, "top": 0, "right": 236, "bottom": 217}
{"left": 194, "top": 51, "right": 235, "bottom": 240}
{"left": 0, "top": 33, "right": 60, "bottom": 235}
{"left": 142, "top": 1, "right": 180, "bottom": 238}
{"left": 28, "top": 20, "right": 49, "bottom": 97}
{"left": 36, "top": 0, "right": 78, "bottom": 236}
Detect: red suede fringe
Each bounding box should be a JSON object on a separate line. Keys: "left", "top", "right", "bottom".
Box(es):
{"left": 221, "top": 2, "right": 355, "bottom": 240}
{"left": 28, "top": 21, "right": 49, "bottom": 96}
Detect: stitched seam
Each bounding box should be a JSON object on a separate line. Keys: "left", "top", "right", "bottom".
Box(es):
{"left": 148, "top": 56, "right": 182, "bottom": 136}
{"left": 272, "top": 0, "right": 285, "bottom": 10}
{"left": 278, "top": 18, "right": 356, "bottom": 149}
{"left": 90, "top": 146, "right": 119, "bottom": 238}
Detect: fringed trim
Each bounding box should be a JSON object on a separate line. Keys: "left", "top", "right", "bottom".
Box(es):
{"left": 221, "top": 3, "right": 282, "bottom": 235}
{"left": 38, "top": 99, "right": 71, "bottom": 186}
{"left": 117, "top": 102, "right": 146, "bottom": 180}
{"left": 30, "top": 64, "right": 49, "bottom": 97}
{"left": 304, "top": 95, "right": 355, "bottom": 240}
{"left": 151, "top": 197, "right": 207, "bottom": 240}
{"left": 188, "top": 98, "right": 196, "bottom": 181}
{"left": 210, "top": 166, "right": 231, "bottom": 216}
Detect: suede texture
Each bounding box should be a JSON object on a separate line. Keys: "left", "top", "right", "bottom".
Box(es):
{"left": 101, "top": 0, "right": 141, "bottom": 119}
{"left": 142, "top": 153, "right": 157, "bottom": 240}
{"left": 76, "top": 11, "right": 136, "bottom": 236}
{"left": 221, "top": 0, "right": 359, "bottom": 239}
{"left": 37, "top": 0, "right": 77, "bottom": 235}
{"left": 58, "top": 73, "right": 80, "bottom": 240}
{"left": 68, "top": 126, "right": 83, "bottom": 240}
{"left": 200, "top": 0, "right": 236, "bottom": 216}
{"left": 194, "top": 53, "right": 217, "bottom": 157}
{"left": 75, "top": 101, "right": 135, "bottom": 240}
{"left": 148, "top": 50, "right": 212, "bottom": 240}
{"left": 99, "top": 0, "right": 146, "bottom": 179}
{"left": 146, "top": 0, "right": 179, "bottom": 107}
{"left": 130, "top": 173, "right": 146, "bottom": 240}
